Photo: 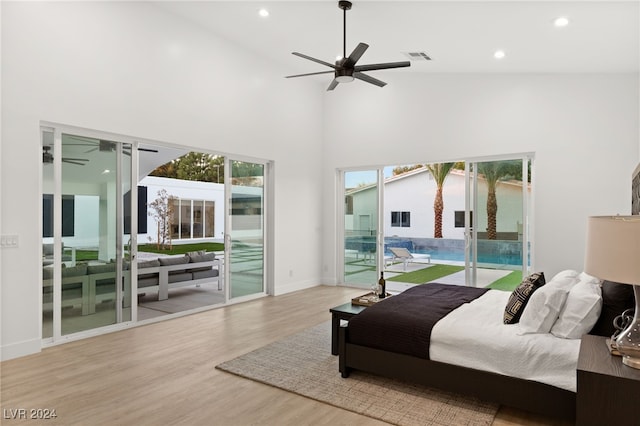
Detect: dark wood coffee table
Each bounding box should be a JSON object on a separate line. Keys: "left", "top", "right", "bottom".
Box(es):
{"left": 329, "top": 302, "right": 367, "bottom": 355}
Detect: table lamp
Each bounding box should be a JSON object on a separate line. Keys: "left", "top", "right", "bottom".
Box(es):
{"left": 584, "top": 216, "right": 640, "bottom": 368}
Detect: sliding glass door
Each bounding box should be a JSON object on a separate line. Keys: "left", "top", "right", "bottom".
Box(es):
{"left": 42, "top": 126, "right": 135, "bottom": 340}
{"left": 226, "top": 160, "right": 267, "bottom": 299}
{"left": 466, "top": 158, "right": 531, "bottom": 287}
{"left": 342, "top": 169, "right": 381, "bottom": 288}
{"left": 338, "top": 157, "right": 532, "bottom": 290}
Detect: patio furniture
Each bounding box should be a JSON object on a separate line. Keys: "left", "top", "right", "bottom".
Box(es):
{"left": 388, "top": 247, "right": 431, "bottom": 271}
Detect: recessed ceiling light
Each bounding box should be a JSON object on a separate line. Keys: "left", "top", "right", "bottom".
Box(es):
{"left": 554, "top": 16, "right": 570, "bottom": 27}
{"left": 494, "top": 50, "right": 506, "bottom": 60}
{"left": 258, "top": 8, "right": 269, "bottom": 18}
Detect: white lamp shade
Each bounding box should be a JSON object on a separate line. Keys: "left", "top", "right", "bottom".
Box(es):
{"left": 584, "top": 216, "right": 640, "bottom": 285}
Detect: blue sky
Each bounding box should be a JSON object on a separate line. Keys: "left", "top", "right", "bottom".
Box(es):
{"left": 344, "top": 166, "right": 406, "bottom": 188}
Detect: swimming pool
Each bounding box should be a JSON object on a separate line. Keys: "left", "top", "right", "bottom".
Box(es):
{"left": 346, "top": 236, "right": 525, "bottom": 267}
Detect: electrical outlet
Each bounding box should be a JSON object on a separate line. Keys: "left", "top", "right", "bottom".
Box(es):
{"left": 0, "top": 235, "right": 19, "bottom": 248}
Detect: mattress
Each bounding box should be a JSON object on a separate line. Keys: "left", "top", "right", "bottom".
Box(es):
{"left": 430, "top": 289, "right": 581, "bottom": 392}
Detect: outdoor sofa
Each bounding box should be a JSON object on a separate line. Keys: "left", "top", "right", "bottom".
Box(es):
{"left": 42, "top": 252, "right": 222, "bottom": 314}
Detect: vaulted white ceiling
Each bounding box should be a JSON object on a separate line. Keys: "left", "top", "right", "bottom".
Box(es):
{"left": 155, "top": 1, "right": 639, "bottom": 76}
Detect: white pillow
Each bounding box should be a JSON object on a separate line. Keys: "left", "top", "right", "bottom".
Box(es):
{"left": 577, "top": 271, "right": 602, "bottom": 285}
{"left": 518, "top": 284, "right": 569, "bottom": 334}
{"left": 550, "top": 281, "right": 602, "bottom": 339}
{"left": 550, "top": 269, "right": 579, "bottom": 283}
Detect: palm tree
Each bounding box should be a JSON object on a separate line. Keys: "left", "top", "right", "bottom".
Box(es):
{"left": 426, "top": 163, "right": 456, "bottom": 238}
{"left": 477, "top": 161, "right": 516, "bottom": 240}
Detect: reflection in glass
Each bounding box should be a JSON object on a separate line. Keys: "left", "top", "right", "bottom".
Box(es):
{"left": 343, "top": 170, "right": 378, "bottom": 287}
{"left": 229, "top": 161, "right": 265, "bottom": 299}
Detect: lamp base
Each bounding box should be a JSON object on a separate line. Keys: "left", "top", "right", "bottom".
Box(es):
{"left": 622, "top": 355, "right": 640, "bottom": 369}
{"left": 615, "top": 286, "right": 640, "bottom": 370}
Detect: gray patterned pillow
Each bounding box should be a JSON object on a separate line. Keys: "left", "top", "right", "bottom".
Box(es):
{"left": 504, "top": 272, "right": 546, "bottom": 324}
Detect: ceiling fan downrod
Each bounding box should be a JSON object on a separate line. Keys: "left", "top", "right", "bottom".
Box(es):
{"left": 339, "top": 0, "right": 352, "bottom": 60}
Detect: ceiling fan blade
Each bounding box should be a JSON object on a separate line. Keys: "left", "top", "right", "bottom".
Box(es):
{"left": 343, "top": 42, "right": 369, "bottom": 68}
{"left": 285, "top": 70, "right": 335, "bottom": 79}
{"left": 67, "top": 135, "right": 98, "bottom": 144}
{"left": 292, "top": 52, "right": 336, "bottom": 69}
{"left": 138, "top": 147, "right": 159, "bottom": 153}
{"left": 355, "top": 61, "right": 411, "bottom": 72}
{"left": 354, "top": 72, "right": 387, "bottom": 87}
{"left": 62, "top": 157, "right": 89, "bottom": 162}
{"left": 62, "top": 159, "right": 87, "bottom": 166}
{"left": 326, "top": 79, "right": 340, "bottom": 91}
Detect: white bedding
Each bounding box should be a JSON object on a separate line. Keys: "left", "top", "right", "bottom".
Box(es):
{"left": 430, "top": 289, "right": 581, "bottom": 392}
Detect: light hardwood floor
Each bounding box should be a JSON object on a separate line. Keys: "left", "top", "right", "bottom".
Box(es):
{"left": 1, "top": 285, "right": 573, "bottom": 426}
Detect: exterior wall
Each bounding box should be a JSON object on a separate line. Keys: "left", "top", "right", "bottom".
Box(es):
{"left": 140, "top": 176, "right": 225, "bottom": 244}
{"left": 351, "top": 168, "right": 529, "bottom": 240}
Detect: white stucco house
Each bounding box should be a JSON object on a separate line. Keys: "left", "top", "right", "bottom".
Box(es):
{"left": 347, "top": 168, "right": 530, "bottom": 241}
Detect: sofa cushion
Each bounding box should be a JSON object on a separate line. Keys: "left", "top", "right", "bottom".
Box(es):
{"left": 87, "top": 263, "right": 117, "bottom": 275}
{"left": 61, "top": 264, "right": 88, "bottom": 278}
{"left": 192, "top": 268, "right": 219, "bottom": 280}
{"left": 137, "top": 259, "right": 160, "bottom": 280}
{"left": 138, "top": 276, "right": 160, "bottom": 288}
{"left": 168, "top": 272, "right": 192, "bottom": 283}
{"left": 188, "top": 252, "right": 216, "bottom": 272}
{"left": 159, "top": 256, "right": 190, "bottom": 274}
{"left": 158, "top": 256, "right": 190, "bottom": 266}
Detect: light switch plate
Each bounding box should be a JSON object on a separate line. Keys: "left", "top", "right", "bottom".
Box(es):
{"left": 0, "top": 235, "right": 19, "bottom": 248}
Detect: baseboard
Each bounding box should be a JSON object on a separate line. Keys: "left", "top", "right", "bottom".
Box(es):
{"left": 273, "top": 279, "right": 321, "bottom": 296}
{"left": 1, "top": 338, "right": 41, "bottom": 361}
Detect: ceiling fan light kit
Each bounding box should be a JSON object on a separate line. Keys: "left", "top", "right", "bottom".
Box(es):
{"left": 285, "top": 0, "right": 411, "bottom": 91}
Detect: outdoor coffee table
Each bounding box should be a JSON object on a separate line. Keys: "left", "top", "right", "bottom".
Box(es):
{"left": 329, "top": 302, "right": 367, "bottom": 355}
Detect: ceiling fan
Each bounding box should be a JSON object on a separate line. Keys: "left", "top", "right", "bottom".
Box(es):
{"left": 285, "top": 0, "right": 411, "bottom": 91}
{"left": 65, "top": 135, "right": 159, "bottom": 155}
{"left": 42, "top": 146, "right": 89, "bottom": 166}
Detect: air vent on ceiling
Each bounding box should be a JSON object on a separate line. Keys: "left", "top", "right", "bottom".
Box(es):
{"left": 402, "top": 52, "right": 431, "bottom": 61}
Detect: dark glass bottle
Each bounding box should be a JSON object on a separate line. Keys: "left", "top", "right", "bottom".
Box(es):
{"left": 378, "top": 271, "right": 386, "bottom": 299}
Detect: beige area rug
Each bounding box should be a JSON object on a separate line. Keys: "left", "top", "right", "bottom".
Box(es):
{"left": 216, "top": 322, "right": 498, "bottom": 426}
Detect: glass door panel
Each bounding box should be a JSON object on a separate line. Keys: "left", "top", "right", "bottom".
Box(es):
{"left": 42, "top": 129, "right": 55, "bottom": 339}
{"left": 467, "top": 158, "right": 529, "bottom": 287}
{"left": 228, "top": 160, "right": 265, "bottom": 299}
{"left": 343, "top": 170, "right": 379, "bottom": 287}
{"left": 41, "top": 129, "right": 134, "bottom": 339}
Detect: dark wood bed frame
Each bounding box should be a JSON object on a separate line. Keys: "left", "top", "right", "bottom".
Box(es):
{"left": 338, "top": 324, "right": 576, "bottom": 422}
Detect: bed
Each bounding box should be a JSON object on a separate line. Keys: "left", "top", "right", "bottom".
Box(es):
{"left": 338, "top": 271, "right": 635, "bottom": 421}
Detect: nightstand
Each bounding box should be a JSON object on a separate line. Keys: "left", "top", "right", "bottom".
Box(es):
{"left": 329, "top": 302, "right": 367, "bottom": 355}
{"left": 577, "top": 334, "right": 640, "bottom": 425}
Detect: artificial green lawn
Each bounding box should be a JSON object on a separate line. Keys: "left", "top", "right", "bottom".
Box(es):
{"left": 74, "top": 242, "right": 225, "bottom": 261}
{"left": 138, "top": 242, "right": 224, "bottom": 255}
{"left": 386, "top": 264, "right": 465, "bottom": 284}
{"left": 486, "top": 270, "right": 523, "bottom": 291}
{"left": 387, "top": 264, "right": 523, "bottom": 290}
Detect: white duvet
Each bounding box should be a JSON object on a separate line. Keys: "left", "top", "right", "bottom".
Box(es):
{"left": 430, "top": 290, "right": 581, "bottom": 392}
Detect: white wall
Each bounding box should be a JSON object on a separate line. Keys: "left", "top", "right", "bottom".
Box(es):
{"left": 322, "top": 73, "right": 639, "bottom": 283}
{"left": 1, "top": 2, "right": 324, "bottom": 360}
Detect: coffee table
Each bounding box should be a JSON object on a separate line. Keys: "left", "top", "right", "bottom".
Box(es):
{"left": 329, "top": 302, "right": 367, "bottom": 355}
